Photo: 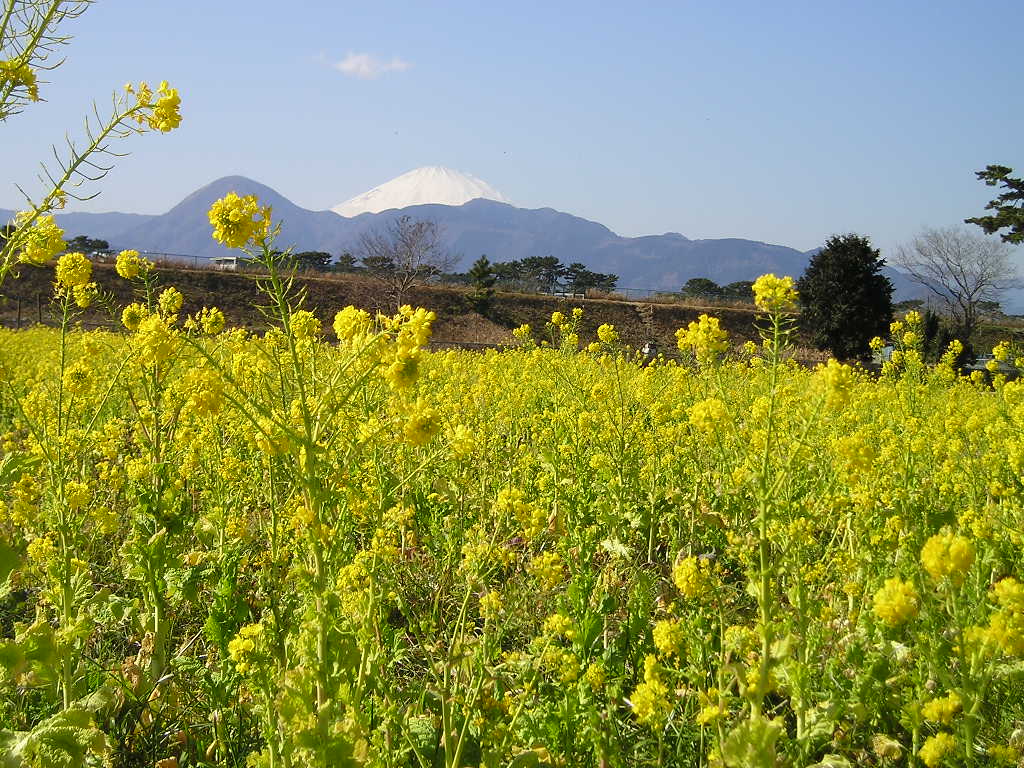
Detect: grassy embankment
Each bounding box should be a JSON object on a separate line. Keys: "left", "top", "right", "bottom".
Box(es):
{"left": 0, "top": 261, "right": 787, "bottom": 353}
{"left": 4, "top": 260, "right": 1019, "bottom": 357}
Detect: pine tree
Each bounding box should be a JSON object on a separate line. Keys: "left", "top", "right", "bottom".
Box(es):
{"left": 467, "top": 255, "right": 497, "bottom": 315}
{"left": 965, "top": 164, "right": 1024, "bottom": 244}
{"left": 797, "top": 234, "right": 893, "bottom": 359}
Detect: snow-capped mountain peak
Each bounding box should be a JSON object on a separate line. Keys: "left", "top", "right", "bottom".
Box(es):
{"left": 332, "top": 166, "right": 509, "bottom": 217}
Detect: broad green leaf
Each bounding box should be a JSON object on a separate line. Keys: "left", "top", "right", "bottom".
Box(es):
{"left": 722, "top": 715, "right": 784, "bottom": 768}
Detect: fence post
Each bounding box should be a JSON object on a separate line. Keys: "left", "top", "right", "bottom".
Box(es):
{"left": 37, "top": 292, "right": 42, "bottom": 325}
{"left": 16, "top": 298, "right": 21, "bottom": 329}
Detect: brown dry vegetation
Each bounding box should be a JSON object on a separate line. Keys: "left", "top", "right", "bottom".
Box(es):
{"left": 0, "top": 261, "right": 834, "bottom": 358}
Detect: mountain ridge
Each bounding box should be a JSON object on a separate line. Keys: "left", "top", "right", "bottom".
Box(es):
{"left": 1, "top": 175, "right": 925, "bottom": 300}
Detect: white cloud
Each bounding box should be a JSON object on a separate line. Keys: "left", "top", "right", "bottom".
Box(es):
{"left": 333, "top": 52, "right": 411, "bottom": 80}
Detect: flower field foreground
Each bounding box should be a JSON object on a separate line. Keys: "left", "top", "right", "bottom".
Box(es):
{"left": 1, "top": 218, "right": 1024, "bottom": 767}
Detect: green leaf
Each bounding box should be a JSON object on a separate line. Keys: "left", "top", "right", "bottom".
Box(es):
{"left": 405, "top": 716, "right": 438, "bottom": 763}
{"left": 769, "top": 633, "right": 794, "bottom": 661}
{"left": 798, "top": 704, "right": 838, "bottom": 750}
{"left": 0, "top": 709, "right": 107, "bottom": 768}
{"left": 599, "top": 537, "right": 630, "bottom": 559}
{"left": 508, "top": 750, "right": 542, "bottom": 768}
{"left": 805, "top": 756, "right": 852, "bottom": 768}
{"left": 722, "top": 715, "right": 784, "bottom": 768}
{"left": 0, "top": 453, "right": 40, "bottom": 488}
{"left": 0, "top": 540, "right": 20, "bottom": 592}
{"left": 0, "top": 618, "right": 57, "bottom": 685}
{"left": 0, "top": 642, "right": 25, "bottom": 682}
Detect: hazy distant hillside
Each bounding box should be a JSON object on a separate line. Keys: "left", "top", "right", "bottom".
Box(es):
{"left": 1, "top": 176, "right": 930, "bottom": 300}
{"left": 114, "top": 176, "right": 356, "bottom": 257}
{"left": 45, "top": 211, "right": 156, "bottom": 242}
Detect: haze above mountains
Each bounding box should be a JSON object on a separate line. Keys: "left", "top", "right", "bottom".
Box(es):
{"left": 2, "top": 166, "right": 922, "bottom": 298}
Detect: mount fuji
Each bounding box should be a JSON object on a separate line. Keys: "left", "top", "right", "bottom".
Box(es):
{"left": 332, "top": 166, "right": 509, "bottom": 217}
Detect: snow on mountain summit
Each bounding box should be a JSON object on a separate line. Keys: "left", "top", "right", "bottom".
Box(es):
{"left": 332, "top": 166, "right": 509, "bottom": 217}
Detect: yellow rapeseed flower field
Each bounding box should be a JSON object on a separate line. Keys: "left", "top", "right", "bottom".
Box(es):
{"left": 0, "top": 196, "right": 1022, "bottom": 768}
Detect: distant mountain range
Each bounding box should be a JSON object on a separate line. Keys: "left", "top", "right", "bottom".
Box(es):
{"left": 1, "top": 170, "right": 924, "bottom": 299}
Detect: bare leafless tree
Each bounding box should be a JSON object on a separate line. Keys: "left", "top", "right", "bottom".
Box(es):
{"left": 895, "top": 226, "right": 1019, "bottom": 341}
{"left": 355, "top": 215, "right": 455, "bottom": 307}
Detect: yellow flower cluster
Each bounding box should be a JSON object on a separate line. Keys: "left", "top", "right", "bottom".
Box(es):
{"left": 115, "top": 249, "right": 153, "bottom": 279}
{"left": 584, "top": 662, "right": 606, "bottom": 691}
{"left": 55, "top": 252, "right": 91, "bottom": 289}
{"left": 149, "top": 81, "right": 182, "bottom": 132}
{"left": 673, "top": 555, "right": 715, "bottom": 600}
{"left": 921, "top": 691, "right": 962, "bottom": 725}
{"left": 676, "top": 314, "right": 729, "bottom": 365}
{"left": 528, "top": 550, "right": 565, "bottom": 590}
{"left": 630, "top": 655, "right": 672, "bottom": 726}
{"left": 333, "top": 306, "right": 372, "bottom": 343}
{"left": 918, "top": 732, "right": 956, "bottom": 768}
{"left": 920, "top": 531, "right": 975, "bottom": 586}
{"left": 833, "top": 432, "right": 876, "bottom": 477}
{"left": 158, "top": 287, "right": 183, "bottom": 318}
{"left": 125, "top": 80, "right": 182, "bottom": 132}
{"left": 385, "top": 306, "right": 436, "bottom": 391}
{"left": 72, "top": 282, "right": 98, "bottom": 308}
{"left": 689, "top": 397, "right": 729, "bottom": 435}
{"left": 695, "top": 689, "right": 726, "bottom": 725}
{"left": 401, "top": 397, "right": 440, "bottom": 446}
{"left": 0, "top": 58, "right": 39, "bottom": 100}
{"left": 134, "top": 314, "right": 178, "bottom": 364}
{"left": 227, "top": 623, "right": 265, "bottom": 676}
{"left": 193, "top": 306, "right": 225, "bottom": 335}
{"left": 751, "top": 273, "right": 798, "bottom": 312}
{"left": 494, "top": 488, "right": 546, "bottom": 541}
{"left": 63, "top": 361, "right": 92, "bottom": 396}
{"left": 184, "top": 367, "right": 224, "bottom": 418}
{"left": 65, "top": 481, "right": 91, "bottom": 510}
{"left": 542, "top": 613, "right": 575, "bottom": 640}
{"left": 973, "top": 578, "right": 1024, "bottom": 656}
{"left": 54, "top": 252, "right": 100, "bottom": 307}
{"left": 479, "top": 590, "right": 503, "bottom": 621}
{"left": 542, "top": 646, "right": 580, "bottom": 684}
{"left": 816, "top": 358, "right": 855, "bottom": 409}
{"left": 395, "top": 306, "right": 436, "bottom": 349}
{"left": 289, "top": 310, "right": 321, "bottom": 340}
{"left": 26, "top": 534, "right": 57, "bottom": 567}
{"left": 872, "top": 577, "right": 919, "bottom": 626}
{"left": 208, "top": 192, "right": 271, "bottom": 249}
{"left": 122, "top": 302, "right": 148, "bottom": 332}
{"left": 596, "top": 323, "right": 618, "bottom": 344}
{"left": 446, "top": 423, "right": 475, "bottom": 459}
{"left": 14, "top": 212, "right": 65, "bottom": 265}
{"left": 652, "top": 618, "right": 685, "bottom": 657}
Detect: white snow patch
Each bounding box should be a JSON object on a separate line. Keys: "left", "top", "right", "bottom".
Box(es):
{"left": 332, "top": 166, "right": 509, "bottom": 217}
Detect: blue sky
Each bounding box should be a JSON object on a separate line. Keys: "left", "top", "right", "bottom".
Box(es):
{"left": 3, "top": 0, "right": 1022, "bottom": 260}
